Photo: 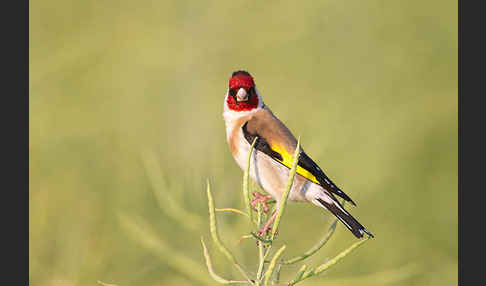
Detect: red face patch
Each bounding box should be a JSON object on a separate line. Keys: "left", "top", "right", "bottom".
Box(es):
{"left": 226, "top": 91, "right": 259, "bottom": 111}
{"left": 227, "top": 74, "right": 259, "bottom": 111}
{"left": 229, "top": 75, "right": 255, "bottom": 90}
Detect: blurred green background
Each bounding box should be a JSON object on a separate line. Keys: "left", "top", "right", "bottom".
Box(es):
{"left": 30, "top": 0, "right": 457, "bottom": 285}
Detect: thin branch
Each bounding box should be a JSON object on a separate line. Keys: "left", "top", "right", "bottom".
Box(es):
{"left": 314, "top": 237, "right": 371, "bottom": 275}
{"left": 243, "top": 137, "right": 258, "bottom": 224}
{"left": 206, "top": 180, "right": 254, "bottom": 285}
{"left": 216, "top": 208, "right": 249, "bottom": 218}
{"left": 274, "top": 264, "right": 282, "bottom": 285}
{"left": 271, "top": 137, "right": 301, "bottom": 240}
{"left": 200, "top": 237, "right": 249, "bottom": 284}
{"left": 290, "top": 237, "right": 371, "bottom": 285}
{"left": 288, "top": 265, "right": 307, "bottom": 286}
{"left": 281, "top": 218, "right": 339, "bottom": 265}
{"left": 256, "top": 204, "right": 266, "bottom": 282}
{"left": 263, "top": 245, "right": 286, "bottom": 286}
{"left": 251, "top": 232, "right": 273, "bottom": 244}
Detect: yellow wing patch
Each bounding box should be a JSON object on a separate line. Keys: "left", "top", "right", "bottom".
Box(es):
{"left": 271, "top": 144, "right": 320, "bottom": 185}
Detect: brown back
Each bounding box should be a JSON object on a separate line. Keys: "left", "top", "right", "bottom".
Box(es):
{"left": 245, "top": 107, "right": 298, "bottom": 154}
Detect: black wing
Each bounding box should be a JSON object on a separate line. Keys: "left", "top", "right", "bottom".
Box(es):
{"left": 298, "top": 151, "right": 356, "bottom": 206}
{"left": 242, "top": 122, "right": 283, "bottom": 161}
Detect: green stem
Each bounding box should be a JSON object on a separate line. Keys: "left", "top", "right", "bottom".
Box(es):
{"left": 271, "top": 138, "right": 301, "bottom": 240}
{"left": 288, "top": 265, "right": 307, "bottom": 286}
{"left": 281, "top": 218, "right": 339, "bottom": 265}
{"left": 243, "top": 137, "right": 258, "bottom": 224}
{"left": 274, "top": 264, "right": 282, "bottom": 285}
{"left": 291, "top": 237, "right": 371, "bottom": 285}
{"left": 250, "top": 232, "right": 273, "bottom": 244}
{"left": 206, "top": 180, "right": 254, "bottom": 285}
{"left": 215, "top": 208, "right": 249, "bottom": 218}
{"left": 263, "top": 245, "right": 286, "bottom": 286}
{"left": 200, "top": 237, "right": 249, "bottom": 284}
{"left": 256, "top": 204, "right": 266, "bottom": 282}
{"left": 314, "top": 237, "right": 370, "bottom": 274}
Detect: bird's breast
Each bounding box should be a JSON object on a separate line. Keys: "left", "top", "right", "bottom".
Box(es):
{"left": 223, "top": 109, "right": 256, "bottom": 157}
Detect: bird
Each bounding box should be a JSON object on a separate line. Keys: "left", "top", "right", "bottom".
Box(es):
{"left": 222, "top": 70, "right": 373, "bottom": 239}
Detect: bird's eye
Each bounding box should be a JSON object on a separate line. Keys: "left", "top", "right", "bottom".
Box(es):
{"left": 248, "top": 87, "right": 255, "bottom": 96}
{"left": 229, "top": 88, "right": 236, "bottom": 97}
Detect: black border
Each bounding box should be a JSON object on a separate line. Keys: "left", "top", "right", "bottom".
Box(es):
{"left": 459, "top": 0, "right": 486, "bottom": 285}
{"left": 3, "top": 0, "right": 28, "bottom": 283}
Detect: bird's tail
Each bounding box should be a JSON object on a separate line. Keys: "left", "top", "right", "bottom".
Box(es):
{"left": 315, "top": 197, "right": 373, "bottom": 239}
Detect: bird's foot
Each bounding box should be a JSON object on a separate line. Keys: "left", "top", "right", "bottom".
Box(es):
{"left": 257, "top": 211, "right": 279, "bottom": 237}
{"left": 251, "top": 191, "right": 273, "bottom": 213}
{"left": 257, "top": 226, "right": 271, "bottom": 237}
{"left": 257, "top": 227, "right": 279, "bottom": 238}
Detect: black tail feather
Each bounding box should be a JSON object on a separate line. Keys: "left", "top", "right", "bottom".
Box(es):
{"left": 316, "top": 198, "right": 373, "bottom": 238}
{"left": 297, "top": 151, "right": 357, "bottom": 206}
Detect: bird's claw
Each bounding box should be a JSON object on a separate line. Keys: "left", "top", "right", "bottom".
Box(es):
{"left": 257, "top": 227, "right": 278, "bottom": 237}
{"left": 251, "top": 191, "right": 273, "bottom": 213}
{"left": 257, "top": 227, "right": 271, "bottom": 237}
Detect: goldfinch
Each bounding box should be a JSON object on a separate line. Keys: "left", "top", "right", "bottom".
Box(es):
{"left": 223, "top": 70, "right": 373, "bottom": 239}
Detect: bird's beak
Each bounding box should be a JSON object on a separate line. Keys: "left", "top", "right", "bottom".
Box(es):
{"left": 236, "top": 88, "right": 249, "bottom": 102}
